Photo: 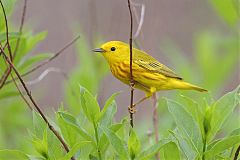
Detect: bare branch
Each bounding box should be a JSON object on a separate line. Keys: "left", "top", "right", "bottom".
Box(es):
{"left": 1, "top": 43, "right": 31, "bottom": 110}
{"left": 26, "top": 67, "right": 67, "bottom": 85}
{"left": 234, "top": 145, "right": 240, "bottom": 160}
{"left": 132, "top": 2, "right": 145, "bottom": 39}
{"left": 5, "top": 35, "right": 80, "bottom": 85}
{"left": 25, "top": 67, "right": 77, "bottom": 100}
{"left": 0, "top": 0, "right": 13, "bottom": 60}
{"left": 0, "top": 0, "right": 13, "bottom": 88}
{"left": 127, "top": 0, "right": 135, "bottom": 128}
{"left": 13, "top": 0, "right": 27, "bottom": 59}
{"left": 10, "top": 73, "right": 32, "bottom": 110}
{"left": 152, "top": 93, "right": 160, "bottom": 160}
{"left": 0, "top": 46, "right": 75, "bottom": 160}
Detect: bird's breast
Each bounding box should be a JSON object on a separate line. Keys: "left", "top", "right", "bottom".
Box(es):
{"left": 110, "top": 62, "right": 129, "bottom": 82}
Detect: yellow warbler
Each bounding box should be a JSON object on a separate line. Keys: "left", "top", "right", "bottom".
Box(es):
{"left": 93, "top": 41, "right": 207, "bottom": 111}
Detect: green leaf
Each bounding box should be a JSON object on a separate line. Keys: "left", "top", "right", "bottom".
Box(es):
{"left": 60, "top": 141, "right": 92, "bottom": 160}
{"left": 80, "top": 86, "right": 100, "bottom": 123}
{"left": 209, "top": 0, "right": 238, "bottom": 26}
{"left": 58, "top": 111, "right": 94, "bottom": 143}
{"left": 180, "top": 95, "right": 205, "bottom": 136}
{"left": 99, "top": 126, "right": 128, "bottom": 159}
{"left": 97, "top": 92, "right": 119, "bottom": 123}
{"left": 18, "top": 53, "right": 53, "bottom": 71}
{"left": 137, "top": 139, "right": 170, "bottom": 160}
{"left": 99, "top": 123, "right": 125, "bottom": 153}
{"left": 31, "top": 131, "right": 48, "bottom": 159}
{"left": 206, "top": 86, "right": 240, "bottom": 142}
{"left": 0, "top": 150, "right": 29, "bottom": 160}
{"left": 14, "top": 31, "right": 48, "bottom": 64}
{"left": 128, "top": 129, "right": 141, "bottom": 159}
{"left": 57, "top": 112, "right": 78, "bottom": 147}
{"left": 0, "top": 91, "right": 21, "bottom": 100}
{"left": 167, "top": 99, "right": 203, "bottom": 155}
{"left": 0, "top": 32, "right": 20, "bottom": 42}
{"left": 162, "top": 142, "right": 180, "bottom": 160}
{"left": 99, "top": 101, "right": 117, "bottom": 127}
{"left": 0, "top": 0, "right": 16, "bottom": 32}
{"left": 32, "top": 111, "right": 47, "bottom": 138}
{"left": 230, "top": 128, "right": 240, "bottom": 136}
{"left": 169, "top": 129, "right": 197, "bottom": 160}
{"left": 204, "top": 135, "right": 240, "bottom": 158}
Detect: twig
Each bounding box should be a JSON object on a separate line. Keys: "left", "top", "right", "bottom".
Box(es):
{"left": 25, "top": 67, "right": 67, "bottom": 85}
{"left": 13, "top": 0, "right": 27, "bottom": 59}
{"left": 0, "top": 47, "right": 75, "bottom": 160}
{"left": 10, "top": 73, "right": 32, "bottom": 110}
{"left": 1, "top": 42, "right": 31, "bottom": 110}
{"left": 0, "top": 0, "right": 13, "bottom": 89}
{"left": 234, "top": 145, "right": 240, "bottom": 160}
{"left": 152, "top": 93, "right": 160, "bottom": 160}
{"left": 127, "top": 0, "right": 135, "bottom": 128}
{"left": 5, "top": 36, "right": 80, "bottom": 85}
{"left": 0, "top": 0, "right": 13, "bottom": 60}
{"left": 132, "top": 2, "right": 145, "bottom": 39}
{"left": 24, "top": 67, "right": 77, "bottom": 101}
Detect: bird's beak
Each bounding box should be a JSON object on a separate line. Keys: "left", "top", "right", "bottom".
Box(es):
{"left": 92, "top": 48, "right": 105, "bottom": 53}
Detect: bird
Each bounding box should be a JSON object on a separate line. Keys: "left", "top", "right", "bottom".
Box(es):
{"left": 93, "top": 41, "right": 207, "bottom": 113}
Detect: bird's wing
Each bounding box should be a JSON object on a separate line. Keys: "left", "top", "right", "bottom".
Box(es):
{"left": 133, "top": 49, "right": 182, "bottom": 80}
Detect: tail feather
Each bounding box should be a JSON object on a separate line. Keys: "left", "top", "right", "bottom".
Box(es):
{"left": 170, "top": 79, "right": 208, "bottom": 92}
{"left": 190, "top": 85, "right": 208, "bottom": 92}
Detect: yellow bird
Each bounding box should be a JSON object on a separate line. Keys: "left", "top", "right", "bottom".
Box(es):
{"left": 93, "top": 41, "right": 207, "bottom": 112}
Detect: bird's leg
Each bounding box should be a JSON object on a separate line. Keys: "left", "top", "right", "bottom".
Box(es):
{"left": 128, "top": 95, "right": 151, "bottom": 113}
{"left": 129, "top": 79, "right": 135, "bottom": 90}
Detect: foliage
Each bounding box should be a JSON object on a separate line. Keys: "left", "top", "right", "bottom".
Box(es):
{"left": 0, "top": 0, "right": 50, "bottom": 152}
{"left": 0, "top": 0, "right": 239, "bottom": 160}
{"left": 0, "top": 85, "right": 239, "bottom": 159}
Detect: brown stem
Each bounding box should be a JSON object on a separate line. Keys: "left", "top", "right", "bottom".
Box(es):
{"left": 10, "top": 73, "right": 32, "bottom": 110}
{"left": 0, "top": 0, "right": 13, "bottom": 60}
{"left": 13, "top": 0, "right": 27, "bottom": 59}
{"left": 234, "top": 145, "right": 240, "bottom": 160}
{"left": 0, "top": 0, "right": 13, "bottom": 88}
{"left": 5, "top": 36, "right": 80, "bottom": 86}
{"left": 0, "top": 47, "right": 75, "bottom": 160}
{"left": 152, "top": 93, "right": 160, "bottom": 160}
{"left": 127, "top": 0, "right": 135, "bottom": 128}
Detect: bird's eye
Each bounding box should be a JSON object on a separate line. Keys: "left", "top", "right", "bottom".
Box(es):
{"left": 111, "top": 47, "right": 116, "bottom": 51}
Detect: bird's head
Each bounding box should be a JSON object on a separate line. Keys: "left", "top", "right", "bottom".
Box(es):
{"left": 92, "top": 41, "right": 130, "bottom": 62}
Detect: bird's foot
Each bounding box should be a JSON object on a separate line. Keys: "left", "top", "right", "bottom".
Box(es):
{"left": 129, "top": 80, "right": 135, "bottom": 90}
{"left": 128, "top": 104, "right": 137, "bottom": 114}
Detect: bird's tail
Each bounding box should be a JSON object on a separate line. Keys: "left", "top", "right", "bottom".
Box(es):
{"left": 169, "top": 79, "right": 207, "bottom": 92}
{"left": 189, "top": 84, "right": 208, "bottom": 92}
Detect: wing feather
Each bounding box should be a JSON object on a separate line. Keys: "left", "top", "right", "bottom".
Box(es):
{"left": 133, "top": 49, "right": 182, "bottom": 80}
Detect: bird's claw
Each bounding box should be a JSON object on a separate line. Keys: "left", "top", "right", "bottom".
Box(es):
{"left": 129, "top": 80, "right": 135, "bottom": 90}
{"left": 128, "top": 104, "right": 137, "bottom": 114}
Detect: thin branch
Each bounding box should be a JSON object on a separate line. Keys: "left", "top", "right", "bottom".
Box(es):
{"left": 132, "top": 2, "right": 145, "bottom": 39}
{"left": 10, "top": 73, "right": 32, "bottom": 110}
{"left": 127, "top": 0, "right": 135, "bottom": 128}
{"left": 0, "top": 66, "right": 11, "bottom": 89}
{"left": 234, "top": 145, "right": 240, "bottom": 160}
{"left": 5, "top": 35, "right": 80, "bottom": 85}
{"left": 0, "top": 46, "right": 75, "bottom": 160}
{"left": 152, "top": 93, "right": 160, "bottom": 160}
{"left": 0, "top": 0, "right": 13, "bottom": 88}
{"left": 25, "top": 67, "right": 77, "bottom": 101}
{"left": 13, "top": 0, "right": 27, "bottom": 59}
{"left": 0, "top": 0, "right": 13, "bottom": 60}
{"left": 25, "top": 67, "right": 66, "bottom": 85}
{"left": 1, "top": 42, "right": 31, "bottom": 110}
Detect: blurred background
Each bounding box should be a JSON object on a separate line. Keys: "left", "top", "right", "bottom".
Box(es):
{"left": 0, "top": 0, "right": 239, "bottom": 151}
{"left": 13, "top": 0, "right": 239, "bottom": 111}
